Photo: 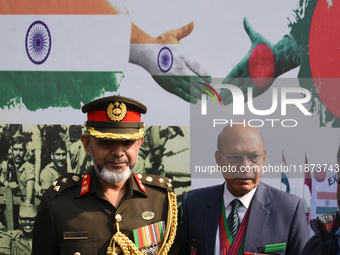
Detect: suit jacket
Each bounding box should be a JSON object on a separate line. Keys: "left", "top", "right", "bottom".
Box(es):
{"left": 179, "top": 182, "right": 309, "bottom": 255}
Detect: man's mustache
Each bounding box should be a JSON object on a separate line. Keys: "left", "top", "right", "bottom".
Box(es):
{"left": 104, "top": 158, "right": 129, "bottom": 165}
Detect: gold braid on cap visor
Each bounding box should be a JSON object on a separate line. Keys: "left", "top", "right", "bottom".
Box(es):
{"left": 88, "top": 127, "right": 144, "bottom": 140}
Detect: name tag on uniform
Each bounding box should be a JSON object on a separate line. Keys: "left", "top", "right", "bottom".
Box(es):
{"left": 63, "top": 231, "right": 88, "bottom": 240}
{"left": 255, "top": 242, "right": 286, "bottom": 254}
{"left": 244, "top": 253, "right": 268, "bottom": 255}
{"left": 264, "top": 243, "right": 286, "bottom": 253}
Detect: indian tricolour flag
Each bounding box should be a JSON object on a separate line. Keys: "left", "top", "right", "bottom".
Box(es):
{"left": 0, "top": 0, "right": 131, "bottom": 111}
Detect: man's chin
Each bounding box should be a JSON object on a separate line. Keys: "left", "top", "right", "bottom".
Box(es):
{"left": 96, "top": 166, "right": 132, "bottom": 184}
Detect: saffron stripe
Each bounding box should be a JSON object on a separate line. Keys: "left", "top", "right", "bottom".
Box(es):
{"left": 141, "top": 227, "right": 148, "bottom": 248}
{"left": 317, "top": 192, "right": 337, "bottom": 200}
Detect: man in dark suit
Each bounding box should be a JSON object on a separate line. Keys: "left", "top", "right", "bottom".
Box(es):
{"left": 180, "top": 124, "right": 309, "bottom": 255}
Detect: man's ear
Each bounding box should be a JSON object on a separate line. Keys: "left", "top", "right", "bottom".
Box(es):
{"left": 138, "top": 137, "right": 144, "bottom": 147}
{"left": 215, "top": 150, "right": 221, "bottom": 165}
{"left": 81, "top": 134, "right": 91, "bottom": 154}
{"left": 263, "top": 149, "right": 267, "bottom": 165}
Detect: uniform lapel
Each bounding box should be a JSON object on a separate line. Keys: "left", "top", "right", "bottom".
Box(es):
{"left": 204, "top": 184, "right": 224, "bottom": 255}
{"left": 243, "top": 182, "right": 270, "bottom": 252}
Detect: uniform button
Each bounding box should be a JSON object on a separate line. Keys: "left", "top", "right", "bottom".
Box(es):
{"left": 115, "top": 214, "right": 122, "bottom": 222}
{"left": 146, "top": 176, "right": 153, "bottom": 182}
{"left": 74, "top": 252, "right": 81, "bottom": 255}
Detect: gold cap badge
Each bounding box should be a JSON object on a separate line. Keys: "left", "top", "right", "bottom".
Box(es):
{"left": 107, "top": 101, "right": 127, "bottom": 121}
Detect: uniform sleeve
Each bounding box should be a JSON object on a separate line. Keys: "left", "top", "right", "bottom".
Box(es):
{"left": 32, "top": 191, "right": 58, "bottom": 255}
{"left": 286, "top": 198, "right": 310, "bottom": 255}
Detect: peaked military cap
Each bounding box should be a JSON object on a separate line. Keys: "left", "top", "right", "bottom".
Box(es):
{"left": 82, "top": 95, "right": 147, "bottom": 140}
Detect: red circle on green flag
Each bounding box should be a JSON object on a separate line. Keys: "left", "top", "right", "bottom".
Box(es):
{"left": 309, "top": 0, "right": 340, "bottom": 118}
{"left": 249, "top": 43, "right": 275, "bottom": 88}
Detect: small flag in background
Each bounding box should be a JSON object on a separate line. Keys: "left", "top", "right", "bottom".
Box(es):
{"left": 281, "top": 151, "right": 290, "bottom": 193}
{"left": 304, "top": 153, "right": 312, "bottom": 194}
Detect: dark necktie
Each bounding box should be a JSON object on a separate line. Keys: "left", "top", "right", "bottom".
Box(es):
{"left": 226, "top": 199, "right": 241, "bottom": 240}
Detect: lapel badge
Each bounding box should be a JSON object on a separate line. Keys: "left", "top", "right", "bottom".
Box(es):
{"left": 145, "top": 176, "right": 153, "bottom": 182}
{"left": 166, "top": 183, "right": 172, "bottom": 188}
{"left": 134, "top": 174, "right": 146, "bottom": 193}
{"left": 141, "top": 211, "right": 155, "bottom": 220}
{"left": 80, "top": 173, "right": 91, "bottom": 195}
{"left": 51, "top": 181, "right": 58, "bottom": 187}
{"left": 167, "top": 178, "right": 172, "bottom": 183}
{"left": 53, "top": 186, "right": 60, "bottom": 192}
{"left": 157, "top": 178, "right": 164, "bottom": 183}
{"left": 107, "top": 101, "right": 127, "bottom": 121}
{"left": 61, "top": 178, "right": 68, "bottom": 183}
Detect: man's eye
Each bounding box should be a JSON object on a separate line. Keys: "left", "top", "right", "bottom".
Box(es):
{"left": 248, "top": 154, "right": 260, "bottom": 161}
{"left": 123, "top": 140, "right": 135, "bottom": 147}
{"left": 228, "top": 156, "right": 242, "bottom": 162}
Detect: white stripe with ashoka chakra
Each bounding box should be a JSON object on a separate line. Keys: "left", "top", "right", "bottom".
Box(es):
{"left": 0, "top": 15, "right": 131, "bottom": 71}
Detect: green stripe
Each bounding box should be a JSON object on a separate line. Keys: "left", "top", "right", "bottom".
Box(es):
{"left": 133, "top": 229, "right": 140, "bottom": 249}
{"left": 237, "top": 241, "right": 244, "bottom": 255}
{"left": 316, "top": 207, "right": 338, "bottom": 215}
{"left": 221, "top": 201, "right": 233, "bottom": 246}
{"left": 158, "top": 222, "right": 164, "bottom": 241}
{"left": 0, "top": 71, "right": 121, "bottom": 111}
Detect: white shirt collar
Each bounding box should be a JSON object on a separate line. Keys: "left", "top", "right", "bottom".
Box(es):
{"left": 223, "top": 181, "right": 257, "bottom": 209}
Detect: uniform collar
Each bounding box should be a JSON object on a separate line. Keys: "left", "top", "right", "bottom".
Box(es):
{"left": 75, "top": 167, "right": 148, "bottom": 199}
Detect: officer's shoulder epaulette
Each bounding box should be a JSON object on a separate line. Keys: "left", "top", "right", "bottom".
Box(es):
{"left": 134, "top": 173, "right": 173, "bottom": 191}
{"left": 46, "top": 173, "right": 82, "bottom": 200}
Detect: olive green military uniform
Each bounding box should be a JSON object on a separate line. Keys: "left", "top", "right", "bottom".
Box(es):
{"left": 32, "top": 167, "right": 175, "bottom": 255}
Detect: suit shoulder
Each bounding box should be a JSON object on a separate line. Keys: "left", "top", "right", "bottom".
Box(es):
{"left": 263, "top": 182, "right": 301, "bottom": 200}
{"left": 44, "top": 173, "right": 82, "bottom": 201}
{"left": 184, "top": 183, "right": 223, "bottom": 201}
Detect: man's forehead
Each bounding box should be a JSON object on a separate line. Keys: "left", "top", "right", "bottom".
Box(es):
{"left": 54, "top": 148, "right": 67, "bottom": 153}
{"left": 219, "top": 126, "right": 264, "bottom": 150}
{"left": 13, "top": 143, "right": 24, "bottom": 148}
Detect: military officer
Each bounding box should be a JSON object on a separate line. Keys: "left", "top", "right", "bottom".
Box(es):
{"left": 32, "top": 96, "right": 178, "bottom": 255}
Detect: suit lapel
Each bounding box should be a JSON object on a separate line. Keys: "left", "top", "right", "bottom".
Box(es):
{"left": 243, "top": 182, "right": 270, "bottom": 252}
{"left": 204, "top": 183, "right": 224, "bottom": 255}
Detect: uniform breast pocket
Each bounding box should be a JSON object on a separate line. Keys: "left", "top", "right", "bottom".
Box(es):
{"left": 60, "top": 239, "right": 98, "bottom": 255}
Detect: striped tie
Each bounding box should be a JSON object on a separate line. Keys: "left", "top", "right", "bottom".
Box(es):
{"left": 226, "top": 199, "right": 241, "bottom": 240}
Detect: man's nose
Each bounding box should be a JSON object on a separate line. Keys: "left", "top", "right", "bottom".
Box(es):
{"left": 240, "top": 156, "right": 251, "bottom": 166}
{"left": 110, "top": 143, "right": 125, "bottom": 157}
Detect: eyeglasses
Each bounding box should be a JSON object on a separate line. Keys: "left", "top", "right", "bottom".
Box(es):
{"left": 218, "top": 150, "right": 266, "bottom": 164}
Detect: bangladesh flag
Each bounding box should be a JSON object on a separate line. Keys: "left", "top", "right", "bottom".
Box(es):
{"left": 0, "top": 0, "right": 131, "bottom": 111}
